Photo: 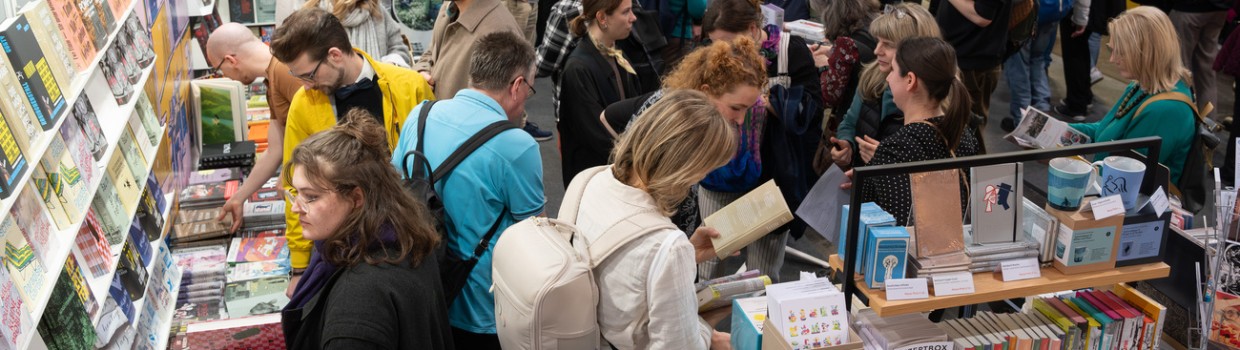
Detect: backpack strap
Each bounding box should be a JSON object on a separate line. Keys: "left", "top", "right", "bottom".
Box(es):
{"left": 400, "top": 100, "right": 439, "bottom": 179}
{"left": 1134, "top": 91, "right": 1202, "bottom": 120}
{"left": 558, "top": 165, "right": 611, "bottom": 223}
{"left": 586, "top": 211, "right": 677, "bottom": 267}
{"left": 432, "top": 120, "right": 518, "bottom": 181}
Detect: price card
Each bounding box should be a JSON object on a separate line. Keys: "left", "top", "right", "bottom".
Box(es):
{"left": 1147, "top": 186, "right": 1169, "bottom": 215}
{"left": 999, "top": 257, "right": 1042, "bottom": 282}
{"left": 931, "top": 271, "right": 976, "bottom": 296}
{"left": 1090, "top": 195, "right": 1126, "bottom": 219}
{"left": 886, "top": 278, "right": 929, "bottom": 301}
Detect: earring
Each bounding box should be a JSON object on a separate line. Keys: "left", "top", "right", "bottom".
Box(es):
{"left": 601, "top": 22, "right": 608, "bottom": 30}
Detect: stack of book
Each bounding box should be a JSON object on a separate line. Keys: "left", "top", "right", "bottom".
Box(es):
{"left": 183, "top": 313, "right": 284, "bottom": 349}
{"left": 937, "top": 310, "right": 1066, "bottom": 350}
{"left": 240, "top": 177, "right": 284, "bottom": 231}
{"left": 199, "top": 141, "right": 256, "bottom": 170}
{"left": 223, "top": 230, "right": 290, "bottom": 318}
{"left": 166, "top": 244, "right": 228, "bottom": 347}
{"left": 855, "top": 309, "right": 952, "bottom": 349}
{"left": 696, "top": 270, "right": 771, "bottom": 312}
{"left": 179, "top": 169, "right": 241, "bottom": 210}
{"left": 171, "top": 208, "right": 232, "bottom": 245}
{"left": 910, "top": 232, "right": 1041, "bottom": 277}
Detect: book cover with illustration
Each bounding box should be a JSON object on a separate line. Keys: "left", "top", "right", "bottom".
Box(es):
{"left": 58, "top": 113, "right": 96, "bottom": 189}
{"left": 74, "top": 210, "right": 114, "bottom": 277}
{"left": 91, "top": 173, "right": 129, "bottom": 245}
{"left": 68, "top": 95, "right": 107, "bottom": 161}
{"left": 118, "top": 126, "right": 148, "bottom": 185}
{"left": 0, "top": 15, "right": 68, "bottom": 131}
{"left": 0, "top": 53, "right": 43, "bottom": 160}
{"left": 45, "top": 0, "right": 97, "bottom": 70}
{"left": 100, "top": 45, "right": 132, "bottom": 105}
{"left": 2, "top": 216, "right": 49, "bottom": 308}
{"left": 122, "top": 16, "right": 155, "bottom": 69}
{"left": 227, "top": 230, "right": 288, "bottom": 264}
{"left": 113, "top": 33, "right": 142, "bottom": 85}
{"left": 134, "top": 93, "right": 161, "bottom": 145}
{"left": 179, "top": 179, "right": 239, "bottom": 208}
{"left": 23, "top": 1, "right": 79, "bottom": 87}
{"left": 224, "top": 276, "right": 289, "bottom": 317}
{"left": 74, "top": 0, "right": 108, "bottom": 50}
{"left": 228, "top": 0, "right": 255, "bottom": 23}
{"left": 0, "top": 263, "right": 32, "bottom": 350}
{"left": 63, "top": 256, "right": 99, "bottom": 320}
{"left": 10, "top": 186, "right": 54, "bottom": 264}
{"left": 117, "top": 239, "right": 148, "bottom": 301}
{"left": 0, "top": 105, "right": 28, "bottom": 199}
{"left": 107, "top": 151, "right": 142, "bottom": 213}
{"left": 127, "top": 220, "right": 151, "bottom": 267}
{"left": 193, "top": 81, "right": 244, "bottom": 147}
{"left": 31, "top": 163, "right": 72, "bottom": 229}
{"left": 41, "top": 134, "right": 92, "bottom": 221}
{"left": 108, "top": 270, "right": 136, "bottom": 324}
{"left": 36, "top": 257, "right": 98, "bottom": 350}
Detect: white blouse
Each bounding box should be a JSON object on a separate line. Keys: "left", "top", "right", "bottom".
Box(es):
{"left": 574, "top": 167, "right": 714, "bottom": 350}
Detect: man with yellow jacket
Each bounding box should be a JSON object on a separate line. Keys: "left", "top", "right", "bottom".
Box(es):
{"left": 268, "top": 8, "right": 434, "bottom": 290}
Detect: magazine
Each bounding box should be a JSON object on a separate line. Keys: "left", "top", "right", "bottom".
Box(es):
{"left": 1004, "top": 107, "right": 1091, "bottom": 149}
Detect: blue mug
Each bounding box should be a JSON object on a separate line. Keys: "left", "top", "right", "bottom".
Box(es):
{"left": 1048, "top": 157, "right": 1096, "bottom": 211}
{"left": 1091, "top": 156, "right": 1146, "bottom": 210}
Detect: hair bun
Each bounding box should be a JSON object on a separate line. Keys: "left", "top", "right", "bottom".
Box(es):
{"left": 338, "top": 107, "right": 391, "bottom": 159}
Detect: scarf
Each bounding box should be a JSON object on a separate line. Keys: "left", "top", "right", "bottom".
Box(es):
{"left": 591, "top": 33, "right": 636, "bottom": 75}
{"left": 322, "top": 1, "right": 389, "bottom": 60}
{"left": 284, "top": 223, "right": 399, "bottom": 310}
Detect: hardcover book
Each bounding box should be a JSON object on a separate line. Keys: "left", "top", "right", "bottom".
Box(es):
{"left": 187, "top": 168, "right": 239, "bottom": 185}
{"left": 36, "top": 258, "right": 97, "bottom": 350}
{"left": 178, "top": 179, "right": 239, "bottom": 208}
{"left": 41, "top": 134, "right": 91, "bottom": 221}
{"left": 185, "top": 314, "right": 285, "bottom": 349}
{"left": 970, "top": 163, "right": 1025, "bottom": 244}
{"left": 0, "top": 15, "right": 68, "bottom": 130}
{"left": 1112, "top": 283, "right": 1165, "bottom": 350}
{"left": 242, "top": 201, "right": 284, "bottom": 226}
{"left": 226, "top": 260, "right": 290, "bottom": 283}
{"left": 0, "top": 264, "right": 32, "bottom": 350}
{"left": 73, "top": 211, "right": 113, "bottom": 277}
{"left": 227, "top": 231, "right": 288, "bottom": 264}
{"left": 10, "top": 186, "right": 54, "bottom": 264}
{"left": 2, "top": 215, "right": 48, "bottom": 310}
{"left": 249, "top": 177, "right": 281, "bottom": 203}
{"left": 228, "top": 0, "right": 255, "bottom": 23}
{"left": 0, "top": 105, "right": 28, "bottom": 199}
{"left": 68, "top": 95, "right": 106, "bottom": 161}
{"left": 45, "top": 0, "right": 97, "bottom": 70}
{"left": 107, "top": 150, "right": 142, "bottom": 213}
{"left": 0, "top": 53, "right": 43, "bottom": 161}
{"left": 173, "top": 221, "right": 232, "bottom": 244}
{"left": 199, "top": 140, "right": 255, "bottom": 168}
{"left": 909, "top": 169, "right": 965, "bottom": 258}
{"left": 127, "top": 220, "right": 151, "bottom": 267}
{"left": 107, "top": 271, "right": 135, "bottom": 324}
{"left": 23, "top": 1, "right": 78, "bottom": 87}
{"left": 90, "top": 173, "right": 128, "bottom": 245}
{"left": 704, "top": 180, "right": 793, "bottom": 259}
{"left": 191, "top": 79, "right": 246, "bottom": 148}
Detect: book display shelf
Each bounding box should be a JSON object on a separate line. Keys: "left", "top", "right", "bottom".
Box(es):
{"left": 835, "top": 137, "right": 1173, "bottom": 317}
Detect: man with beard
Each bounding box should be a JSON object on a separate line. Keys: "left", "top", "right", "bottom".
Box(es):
{"left": 206, "top": 22, "right": 304, "bottom": 240}
{"left": 269, "top": 7, "right": 435, "bottom": 287}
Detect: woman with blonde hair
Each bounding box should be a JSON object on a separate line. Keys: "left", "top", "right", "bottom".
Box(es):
{"left": 569, "top": 89, "right": 737, "bottom": 349}
{"left": 303, "top": 0, "right": 412, "bottom": 67}
{"left": 830, "top": 2, "right": 940, "bottom": 170}
{"left": 1069, "top": 6, "right": 1197, "bottom": 184}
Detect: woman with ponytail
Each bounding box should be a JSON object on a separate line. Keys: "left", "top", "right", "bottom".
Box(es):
{"left": 557, "top": 0, "right": 640, "bottom": 185}
{"left": 302, "top": 0, "right": 411, "bottom": 67}
{"left": 282, "top": 108, "right": 452, "bottom": 349}
{"left": 851, "top": 36, "right": 980, "bottom": 226}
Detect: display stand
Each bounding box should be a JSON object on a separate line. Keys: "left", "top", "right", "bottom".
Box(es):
{"left": 840, "top": 136, "right": 1167, "bottom": 314}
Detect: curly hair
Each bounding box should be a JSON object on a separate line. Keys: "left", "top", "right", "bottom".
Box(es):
{"left": 662, "top": 37, "right": 767, "bottom": 97}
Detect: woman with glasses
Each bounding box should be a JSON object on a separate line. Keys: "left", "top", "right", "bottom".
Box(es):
{"left": 302, "top": 0, "right": 412, "bottom": 67}
{"left": 829, "top": 3, "right": 941, "bottom": 170}
{"left": 557, "top": 0, "right": 641, "bottom": 186}
{"left": 281, "top": 108, "right": 452, "bottom": 349}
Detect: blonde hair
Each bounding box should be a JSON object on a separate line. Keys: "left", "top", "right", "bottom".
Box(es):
{"left": 663, "top": 37, "right": 767, "bottom": 97}
{"left": 858, "top": 3, "right": 941, "bottom": 102}
{"left": 611, "top": 90, "right": 738, "bottom": 215}
{"left": 1108, "top": 6, "right": 1192, "bottom": 93}
{"left": 303, "top": 0, "right": 382, "bottom": 20}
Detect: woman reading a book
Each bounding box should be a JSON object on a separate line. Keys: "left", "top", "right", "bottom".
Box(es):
{"left": 572, "top": 89, "right": 734, "bottom": 349}
{"left": 847, "top": 37, "right": 980, "bottom": 226}
{"left": 280, "top": 108, "right": 452, "bottom": 349}
{"left": 1067, "top": 6, "right": 1196, "bottom": 185}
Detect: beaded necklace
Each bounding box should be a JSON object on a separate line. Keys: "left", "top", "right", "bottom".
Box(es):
{"left": 1114, "top": 87, "right": 1150, "bottom": 118}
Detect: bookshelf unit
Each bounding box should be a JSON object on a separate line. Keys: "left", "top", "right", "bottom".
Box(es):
{"left": 837, "top": 137, "right": 1173, "bottom": 319}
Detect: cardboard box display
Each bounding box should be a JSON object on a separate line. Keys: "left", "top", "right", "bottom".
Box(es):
{"left": 838, "top": 202, "right": 895, "bottom": 273}
{"left": 1116, "top": 195, "right": 1169, "bottom": 267}
{"left": 762, "top": 319, "right": 863, "bottom": 350}
{"left": 1046, "top": 197, "right": 1124, "bottom": 274}
{"left": 733, "top": 297, "right": 767, "bottom": 350}
{"left": 765, "top": 279, "right": 849, "bottom": 349}
{"left": 863, "top": 226, "right": 909, "bottom": 290}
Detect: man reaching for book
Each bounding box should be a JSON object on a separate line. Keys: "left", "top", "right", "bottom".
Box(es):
{"left": 207, "top": 23, "right": 303, "bottom": 237}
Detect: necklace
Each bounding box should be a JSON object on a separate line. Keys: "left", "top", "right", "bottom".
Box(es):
{"left": 1114, "top": 87, "right": 1149, "bottom": 118}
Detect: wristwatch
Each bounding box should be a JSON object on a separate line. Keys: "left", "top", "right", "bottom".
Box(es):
{"left": 291, "top": 268, "right": 306, "bottom": 276}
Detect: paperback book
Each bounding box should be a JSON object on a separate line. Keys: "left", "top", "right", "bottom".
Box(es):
{"left": 90, "top": 176, "right": 128, "bottom": 245}
{"left": 1005, "top": 107, "right": 1091, "bottom": 149}
{"left": 73, "top": 211, "right": 114, "bottom": 277}
{"left": 3, "top": 218, "right": 48, "bottom": 308}
{"left": 0, "top": 15, "right": 68, "bottom": 130}
{"left": 44, "top": 0, "right": 97, "bottom": 70}
{"left": 704, "top": 180, "right": 793, "bottom": 259}
{"left": 36, "top": 258, "right": 98, "bottom": 350}
{"left": 10, "top": 186, "right": 54, "bottom": 264}
{"left": 0, "top": 52, "right": 41, "bottom": 161}
{"left": 0, "top": 105, "right": 27, "bottom": 199}
{"left": 0, "top": 264, "right": 31, "bottom": 350}
{"left": 68, "top": 96, "right": 107, "bottom": 161}
{"left": 22, "top": 1, "right": 78, "bottom": 86}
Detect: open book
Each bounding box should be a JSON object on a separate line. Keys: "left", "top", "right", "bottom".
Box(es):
{"left": 705, "top": 180, "right": 794, "bottom": 259}
{"left": 1004, "top": 107, "right": 1091, "bottom": 149}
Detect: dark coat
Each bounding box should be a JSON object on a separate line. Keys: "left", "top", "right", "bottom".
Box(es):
{"left": 556, "top": 35, "right": 641, "bottom": 185}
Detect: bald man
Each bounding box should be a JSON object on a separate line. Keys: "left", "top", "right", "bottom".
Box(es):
{"left": 206, "top": 23, "right": 303, "bottom": 251}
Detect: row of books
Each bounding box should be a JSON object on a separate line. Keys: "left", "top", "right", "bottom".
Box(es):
{"left": 1015, "top": 284, "right": 1165, "bottom": 350}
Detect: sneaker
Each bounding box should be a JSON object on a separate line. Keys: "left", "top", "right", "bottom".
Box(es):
{"left": 1054, "top": 103, "right": 1087, "bottom": 122}
{"left": 523, "top": 121, "right": 553, "bottom": 142}
{"left": 1090, "top": 68, "right": 1103, "bottom": 85}
{"left": 1000, "top": 117, "right": 1017, "bottom": 132}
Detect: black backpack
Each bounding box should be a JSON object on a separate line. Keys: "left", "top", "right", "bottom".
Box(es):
{"left": 1005, "top": 0, "right": 1039, "bottom": 59}
{"left": 401, "top": 100, "right": 517, "bottom": 304}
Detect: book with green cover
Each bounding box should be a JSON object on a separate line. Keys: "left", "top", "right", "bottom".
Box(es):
{"left": 37, "top": 257, "right": 97, "bottom": 350}
{"left": 1032, "top": 298, "right": 1081, "bottom": 350}
{"left": 1067, "top": 297, "right": 1115, "bottom": 350}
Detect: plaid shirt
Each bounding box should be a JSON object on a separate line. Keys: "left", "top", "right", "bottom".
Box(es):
{"left": 536, "top": 0, "right": 646, "bottom": 119}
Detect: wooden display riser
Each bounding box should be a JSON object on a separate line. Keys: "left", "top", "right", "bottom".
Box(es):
{"left": 827, "top": 254, "right": 1170, "bottom": 317}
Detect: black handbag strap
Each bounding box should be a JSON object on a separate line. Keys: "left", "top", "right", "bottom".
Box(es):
{"left": 407, "top": 100, "right": 518, "bottom": 182}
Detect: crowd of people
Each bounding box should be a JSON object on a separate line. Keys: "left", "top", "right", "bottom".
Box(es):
{"left": 200, "top": 0, "right": 1239, "bottom": 347}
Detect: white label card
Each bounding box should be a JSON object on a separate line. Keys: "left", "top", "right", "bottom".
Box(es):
{"left": 999, "top": 257, "right": 1042, "bottom": 281}
{"left": 1148, "top": 186, "right": 1169, "bottom": 215}
{"left": 931, "top": 271, "right": 976, "bottom": 296}
{"left": 885, "top": 278, "right": 930, "bottom": 300}
{"left": 1090, "top": 195, "right": 1126, "bottom": 219}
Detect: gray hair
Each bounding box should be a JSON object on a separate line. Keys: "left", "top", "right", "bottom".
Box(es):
{"left": 469, "top": 32, "right": 536, "bottom": 91}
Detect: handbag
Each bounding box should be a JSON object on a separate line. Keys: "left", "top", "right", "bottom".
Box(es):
{"left": 1132, "top": 92, "right": 1217, "bottom": 214}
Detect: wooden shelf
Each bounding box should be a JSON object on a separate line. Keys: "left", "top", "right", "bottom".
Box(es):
{"left": 827, "top": 254, "right": 1170, "bottom": 317}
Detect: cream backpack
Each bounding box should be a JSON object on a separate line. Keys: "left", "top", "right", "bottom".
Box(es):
{"left": 492, "top": 166, "right": 675, "bottom": 349}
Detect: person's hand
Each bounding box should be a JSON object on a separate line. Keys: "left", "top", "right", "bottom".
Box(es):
{"left": 857, "top": 135, "right": 880, "bottom": 163}
{"left": 217, "top": 198, "right": 244, "bottom": 233}
{"left": 1070, "top": 24, "right": 1086, "bottom": 38}
{"left": 701, "top": 307, "right": 731, "bottom": 327}
{"left": 419, "top": 71, "right": 436, "bottom": 86}
{"left": 285, "top": 273, "right": 302, "bottom": 298}
{"left": 810, "top": 43, "right": 832, "bottom": 68}
{"left": 840, "top": 169, "right": 855, "bottom": 190}
{"left": 710, "top": 331, "right": 733, "bottom": 350}
{"left": 830, "top": 137, "right": 852, "bottom": 169}
{"left": 689, "top": 227, "right": 736, "bottom": 263}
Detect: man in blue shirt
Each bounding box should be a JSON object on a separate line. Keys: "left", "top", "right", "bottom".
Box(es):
{"left": 391, "top": 32, "right": 545, "bottom": 349}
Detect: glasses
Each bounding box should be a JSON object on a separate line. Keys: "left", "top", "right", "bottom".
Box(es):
{"left": 882, "top": 5, "right": 909, "bottom": 19}
{"left": 292, "top": 58, "right": 326, "bottom": 82}
{"left": 522, "top": 77, "right": 536, "bottom": 98}
{"left": 282, "top": 188, "right": 323, "bottom": 208}
{"left": 212, "top": 55, "right": 229, "bottom": 75}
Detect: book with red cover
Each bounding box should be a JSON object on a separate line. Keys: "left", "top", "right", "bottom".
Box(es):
{"left": 1078, "top": 291, "right": 1128, "bottom": 349}
{"left": 1044, "top": 297, "right": 1088, "bottom": 334}
{"left": 186, "top": 313, "right": 284, "bottom": 349}
{"left": 1095, "top": 290, "right": 1144, "bottom": 350}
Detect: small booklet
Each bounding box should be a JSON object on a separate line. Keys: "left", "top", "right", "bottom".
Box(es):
{"left": 696, "top": 274, "right": 771, "bottom": 312}
{"left": 705, "top": 180, "right": 794, "bottom": 259}
{"left": 1004, "top": 107, "right": 1091, "bottom": 149}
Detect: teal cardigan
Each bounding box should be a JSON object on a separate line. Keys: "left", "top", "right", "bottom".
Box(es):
{"left": 836, "top": 88, "right": 898, "bottom": 148}
{"left": 1069, "top": 80, "right": 1196, "bottom": 184}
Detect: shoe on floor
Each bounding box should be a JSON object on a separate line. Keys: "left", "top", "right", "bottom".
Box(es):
{"left": 1000, "top": 117, "right": 1016, "bottom": 133}
{"left": 523, "top": 121, "right": 553, "bottom": 142}
{"left": 1090, "top": 68, "right": 1103, "bottom": 85}
{"left": 1054, "top": 103, "right": 1087, "bottom": 122}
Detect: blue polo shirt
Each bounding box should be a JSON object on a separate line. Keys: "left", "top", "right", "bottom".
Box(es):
{"left": 391, "top": 89, "right": 545, "bottom": 333}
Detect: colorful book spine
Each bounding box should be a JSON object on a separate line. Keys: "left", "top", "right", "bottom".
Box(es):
{"left": 23, "top": 1, "right": 79, "bottom": 88}
{"left": 0, "top": 53, "right": 42, "bottom": 161}
{"left": 0, "top": 16, "right": 68, "bottom": 131}
{"left": 0, "top": 105, "right": 28, "bottom": 199}
{"left": 45, "top": 0, "right": 98, "bottom": 70}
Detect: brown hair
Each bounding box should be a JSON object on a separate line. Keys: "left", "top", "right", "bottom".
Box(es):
{"left": 271, "top": 7, "right": 353, "bottom": 63}
{"left": 895, "top": 37, "right": 971, "bottom": 150}
{"left": 663, "top": 37, "right": 767, "bottom": 97}
{"left": 283, "top": 108, "right": 439, "bottom": 268}
{"left": 1108, "top": 6, "right": 1192, "bottom": 92}
{"left": 820, "top": 0, "right": 878, "bottom": 40}
{"left": 611, "top": 90, "right": 737, "bottom": 215}
{"left": 857, "top": 3, "right": 939, "bottom": 102}
{"left": 570, "top": 0, "right": 628, "bottom": 37}
{"left": 701, "top": 0, "right": 763, "bottom": 34}
{"left": 303, "top": 0, "right": 382, "bottom": 20}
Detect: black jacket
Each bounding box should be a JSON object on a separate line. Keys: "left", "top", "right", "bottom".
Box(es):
{"left": 557, "top": 36, "right": 641, "bottom": 185}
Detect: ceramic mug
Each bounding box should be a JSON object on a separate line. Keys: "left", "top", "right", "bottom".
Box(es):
{"left": 1091, "top": 156, "right": 1146, "bottom": 210}
{"left": 1047, "top": 157, "right": 1096, "bottom": 211}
